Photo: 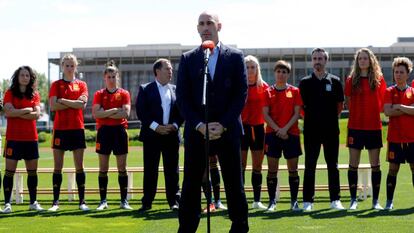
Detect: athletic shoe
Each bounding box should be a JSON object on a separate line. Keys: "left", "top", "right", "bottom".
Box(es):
{"left": 349, "top": 199, "right": 358, "bottom": 210}
{"left": 29, "top": 201, "right": 44, "bottom": 211}
{"left": 2, "top": 203, "right": 12, "bottom": 213}
{"left": 170, "top": 204, "right": 179, "bottom": 211}
{"left": 120, "top": 200, "right": 133, "bottom": 210}
{"left": 330, "top": 200, "right": 345, "bottom": 210}
{"left": 384, "top": 200, "right": 394, "bottom": 210}
{"left": 291, "top": 201, "right": 301, "bottom": 211}
{"left": 303, "top": 202, "right": 313, "bottom": 211}
{"left": 372, "top": 200, "right": 384, "bottom": 210}
{"left": 252, "top": 201, "right": 267, "bottom": 210}
{"left": 266, "top": 201, "right": 276, "bottom": 212}
{"left": 79, "top": 203, "right": 90, "bottom": 211}
{"left": 48, "top": 204, "right": 59, "bottom": 212}
{"left": 202, "top": 203, "right": 216, "bottom": 213}
{"left": 214, "top": 200, "right": 227, "bottom": 210}
{"left": 96, "top": 201, "right": 108, "bottom": 211}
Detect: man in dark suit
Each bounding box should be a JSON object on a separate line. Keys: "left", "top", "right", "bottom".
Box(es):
{"left": 136, "top": 58, "right": 183, "bottom": 212}
{"left": 176, "top": 11, "right": 249, "bottom": 233}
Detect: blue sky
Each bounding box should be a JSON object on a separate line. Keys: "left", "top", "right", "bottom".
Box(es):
{"left": 0, "top": 0, "right": 412, "bottom": 80}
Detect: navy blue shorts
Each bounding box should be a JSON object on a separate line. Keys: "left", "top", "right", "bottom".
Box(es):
{"left": 96, "top": 125, "right": 128, "bottom": 155}
{"left": 347, "top": 129, "right": 383, "bottom": 150}
{"left": 52, "top": 129, "right": 86, "bottom": 151}
{"left": 4, "top": 140, "right": 39, "bottom": 161}
{"left": 265, "top": 133, "right": 302, "bottom": 159}
{"left": 241, "top": 124, "right": 265, "bottom": 151}
{"left": 387, "top": 142, "right": 414, "bottom": 164}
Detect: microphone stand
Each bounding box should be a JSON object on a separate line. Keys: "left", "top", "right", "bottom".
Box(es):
{"left": 202, "top": 49, "right": 211, "bottom": 233}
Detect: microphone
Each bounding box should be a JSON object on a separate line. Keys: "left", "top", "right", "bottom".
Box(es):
{"left": 202, "top": 40, "right": 215, "bottom": 64}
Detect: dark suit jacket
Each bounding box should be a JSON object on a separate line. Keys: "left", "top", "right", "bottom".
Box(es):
{"left": 176, "top": 43, "right": 247, "bottom": 139}
{"left": 136, "top": 81, "right": 183, "bottom": 142}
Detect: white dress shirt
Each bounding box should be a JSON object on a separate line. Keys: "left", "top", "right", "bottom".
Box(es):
{"left": 150, "top": 80, "right": 172, "bottom": 131}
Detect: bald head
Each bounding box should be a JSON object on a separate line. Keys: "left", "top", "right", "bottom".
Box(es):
{"left": 197, "top": 11, "right": 221, "bottom": 44}
{"left": 198, "top": 11, "right": 220, "bottom": 23}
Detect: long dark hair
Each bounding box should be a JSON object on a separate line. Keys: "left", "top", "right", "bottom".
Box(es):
{"left": 10, "top": 66, "right": 37, "bottom": 99}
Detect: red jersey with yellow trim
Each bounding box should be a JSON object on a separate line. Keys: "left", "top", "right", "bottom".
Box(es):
{"left": 241, "top": 83, "right": 269, "bottom": 125}
{"left": 264, "top": 84, "right": 302, "bottom": 135}
{"left": 345, "top": 76, "right": 386, "bottom": 130}
{"left": 92, "top": 88, "right": 131, "bottom": 129}
{"left": 384, "top": 85, "right": 414, "bottom": 143}
{"left": 49, "top": 79, "right": 88, "bottom": 130}
{"left": 4, "top": 90, "right": 40, "bottom": 141}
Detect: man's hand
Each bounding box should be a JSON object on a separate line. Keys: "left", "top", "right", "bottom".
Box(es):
{"left": 209, "top": 122, "right": 224, "bottom": 140}
{"left": 165, "top": 124, "right": 178, "bottom": 132}
{"left": 155, "top": 125, "right": 171, "bottom": 135}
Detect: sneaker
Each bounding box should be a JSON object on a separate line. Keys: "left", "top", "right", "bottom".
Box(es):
{"left": 330, "top": 200, "right": 345, "bottom": 210}
{"left": 2, "top": 203, "right": 12, "bottom": 213}
{"left": 291, "top": 201, "right": 301, "bottom": 211}
{"left": 349, "top": 199, "right": 358, "bottom": 210}
{"left": 96, "top": 201, "right": 108, "bottom": 211}
{"left": 385, "top": 200, "right": 394, "bottom": 210}
{"left": 252, "top": 201, "right": 267, "bottom": 210}
{"left": 79, "top": 203, "right": 90, "bottom": 211}
{"left": 120, "top": 200, "right": 133, "bottom": 210}
{"left": 48, "top": 204, "right": 59, "bottom": 212}
{"left": 29, "top": 201, "right": 44, "bottom": 211}
{"left": 303, "top": 202, "right": 313, "bottom": 211}
{"left": 214, "top": 200, "right": 227, "bottom": 210}
{"left": 266, "top": 201, "right": 276, "bottom": 212}
{"left": 170, "top": 204, "right": 179, "bottom": 211}
{"left": 202, "top": 203, "right": 216, "bottom": 213}
{"left": 372, "top": 200, "right": 384, "bottom": 210}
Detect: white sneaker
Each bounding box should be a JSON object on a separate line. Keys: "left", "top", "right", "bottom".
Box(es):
{"left": 291, "top": 201, "right": 301, "bottom": 211}
{"left": 214, "top": 200, "right": 227, "bottom": 210}
{"left": 372, "top": 200, "right": 384, "bottom": 210}
{"left": 120, "top": 201, "right": 133, "bottom": 210}
{"left": 29, "top": 201, "right": 44, "bottom": 211}
{"left": 385, "top": 200, "right": 394, "bottom": 210}
{"left": 2, "top": 203, "right": 12, "bottom": 213}
{"left": 96, "top": 201, "right": 108, "bottom": 211}
{"left": 79, "top": 203, "right": 90, "bottom": 211}
{"left": 252, "top": 201, "right": 267, "bottom": 210}
{"left": 48, "top": 204, "right": 59, "bottom": 212}
{"left": 330, "top": 200, "right": 345, "bottom": 210}
{"left": 266, "top": 201, "right": 276, "bottom": 212}
{"left": 349, "top": 199, "right": 358, "bottom": 210}
{"left": 303, "top": 202, "right": 313, "bottom": 211}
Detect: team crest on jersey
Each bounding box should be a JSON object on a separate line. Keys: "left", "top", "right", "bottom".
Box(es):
{"left": 73, "top": 84, "right": 80, "bottom": 91}
{"left": 115, "top": 93, "right": 121, "bottom": 100}
{"left": 286, "top": 91, "right": 292, "bottom": 98}
{"left": 406, "top": 91, "right": 412, "bottom": 99}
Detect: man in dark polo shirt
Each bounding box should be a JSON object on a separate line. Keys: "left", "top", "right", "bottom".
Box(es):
{"left": 299, "top": 48, "right": 345, "bottom": 211}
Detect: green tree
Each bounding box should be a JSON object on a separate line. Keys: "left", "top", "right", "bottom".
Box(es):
{"left": 35, "top": 71, "right": 49, "bottom": 111}
{"left": 1, "top": 78, "right": 10, "bottom": 96}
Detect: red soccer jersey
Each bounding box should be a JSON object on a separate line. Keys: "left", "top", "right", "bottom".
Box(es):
{"left": 4, "top": 90, "right": 40, "bottom": 141}
{"left": 411, "top": 80, "right": 414, "bottom": 88}
{"left": 264, "top": 85, "right": 303, "bottom": 135}
{"left": 92, "top": 88, "right": 131, "bottom": 129}
{"left": 49, "top": 79, "right": 88, "bottom": 130}
{"left": 384, "top": 86, "right": 414, "bottom": 143}
{"left": 344, "top": 76, "right": 386, "bottom": 130}
{"left": 241, "top": 83, "right": 269, "bottom": 125}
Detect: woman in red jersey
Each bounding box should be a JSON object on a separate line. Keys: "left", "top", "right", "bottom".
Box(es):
{"left": 384, "top": 57, "right": 414, "bottom": 210}
{"left": 48, "top": 54, "right": 89, "bottom": 211}
{"left": 241, "top": 55, "right": 268, "bottom": 209}
{"left": 345, "top": 48, "right": 386, "bottom": 210}
{"left": 93, "top": 61, "right": 132, "bottom": 211}
{"left": 263, "top": 60, "right": 302, "bottom": 212}
{"left": 2, "top": 66, "right": 44, "bottom": 213}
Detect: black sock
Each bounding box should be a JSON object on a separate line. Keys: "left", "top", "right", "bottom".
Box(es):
{"left": 348, "top": 167, "right": 358, "bottom": 200}
{"left": 52, "top": 171, "right": 62, "bottom": 204}
{"left": 371, "top": 167, "right": 381, "bottom": 202}
{"left": 267, "top": 174, "right": 277, "bottom": 203}
{"left": 118, "top": 171, "right": 128, "bottom": 202}
{"left": 252, "top": 171, "right": 262, "bottom": 202}
{"left": 27, "top": 169, "right": 38, "bottom": 204}
{"left": 210, "top": 167, "right": 220, "bottom": 202}
{"left": 3, "top": 170, "right": 15, "bottom": 204}
{"left": 202, "top": 180, "right": 212, "bottom": 203}
{"left": 288, "top": 171, "right": 299, "bottom": 203}
{"left": 386, "top": 174, "right": 397, "bottom": 201}
{"left": 76, "top": 169, "right": 86, "bottom": 205}
{"left": 98, "top": 172, "right": 108, "bottom": 202}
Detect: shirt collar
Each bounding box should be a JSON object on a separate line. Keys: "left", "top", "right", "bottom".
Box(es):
{"left": 155, "top": 79, "right": 168, "bottom": 88}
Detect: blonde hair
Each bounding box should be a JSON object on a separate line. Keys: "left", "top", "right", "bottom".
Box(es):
{"left": 392, "top": 57, "right": 413, "bottom": 74}
{"left": 349, "top": 48, "right": 383, "bottom": 90}
{"left": 244, "top": 55, "right": 266, "bottom": 88}
{"left": 60, "top": 53, "right": 79, "bottom": 67}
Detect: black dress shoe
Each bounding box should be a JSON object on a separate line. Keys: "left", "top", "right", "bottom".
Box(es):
{"left": 170, "top": 204, "right": 179, "bottom": 211}
{"left": 138, "top": 205, "right": 151, "bottom": 212}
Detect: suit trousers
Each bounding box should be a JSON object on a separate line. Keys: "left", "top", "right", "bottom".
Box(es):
{"left": 178, "top": 131, "right": 249, "bottom": 233}
{"left": 142, "top": 134, "right": 180, "bottom": 207}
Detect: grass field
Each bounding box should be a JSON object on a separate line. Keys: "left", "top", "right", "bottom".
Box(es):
{"left": 0, "top": 119, "right": 413, "bottom": 232}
